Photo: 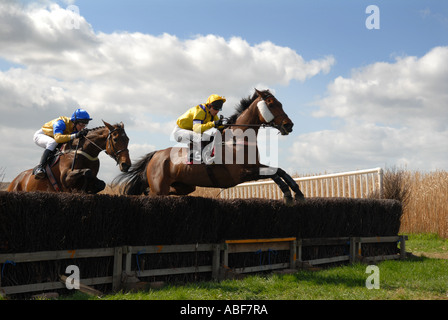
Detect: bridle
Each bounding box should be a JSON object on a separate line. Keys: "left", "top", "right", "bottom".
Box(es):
{"left": 83, "top": 126, "right": 129, "bottom": 165}
{"left": 223, "top": 95, "right": 290, "bottom": 133}
{"left": 105, "top": 127, "right": 129, "bottom": 165}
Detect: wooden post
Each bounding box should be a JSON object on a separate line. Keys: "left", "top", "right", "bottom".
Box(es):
{"left": 124, "top": 246, "right": 132, "bottom": 275}
{"left": 399, "top": 235, "right": 407, "bottom": 259}
{"left": 222, "top": 243, "right": 229, "bottom": 269}
{"left": 112, "top": 246, "right": 123, "bottom": 292}
{"left": 211, "top": 244, "right": 220, "bottom": 281}
{"left": 349, "top": 238, "right": 356, "bottom": 264}
{"left": 290, "top": 240, "right": 297, "bottom": 268}
{"left": 297, "top": 239, "right": 302, "bottom": 264}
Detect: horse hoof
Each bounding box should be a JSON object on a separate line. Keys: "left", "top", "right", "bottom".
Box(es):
{"left": 295, "top": 194, "right": 306, "bottom": 202}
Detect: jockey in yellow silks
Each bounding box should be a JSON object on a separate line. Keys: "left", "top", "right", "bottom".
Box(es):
{"left": 172, "top": 94, "right": 226, "bottom": 164}
{"left": 33, "top": 108, "right": 92, "bottom": 179}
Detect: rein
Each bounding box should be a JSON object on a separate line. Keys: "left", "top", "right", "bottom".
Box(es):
{"left": 221, "top": 121, "right": 269, "bottom": 128}
{"left": 85, "top": 128, "right": 128, "bottom": 164}
{"left": 71, "top": 127, "right": 128, "bottom": 169}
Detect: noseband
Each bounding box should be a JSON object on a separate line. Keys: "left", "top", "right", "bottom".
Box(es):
{"left": 259, "top": 95, "right": 292, "bottom": 133}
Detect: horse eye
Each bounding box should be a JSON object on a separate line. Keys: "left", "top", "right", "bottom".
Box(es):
{"left": 266, "top": 99, "right": 275, "bottom": 106}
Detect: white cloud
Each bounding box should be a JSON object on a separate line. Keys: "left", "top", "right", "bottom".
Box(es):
{"left": 0, "top": 2, "right": 334, "bottom": 182}
{"left": 290, "top": 46, "right": 448, "bottom": 173}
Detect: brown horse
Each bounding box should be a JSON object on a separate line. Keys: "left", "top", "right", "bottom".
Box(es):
{"left": 7, "top": 121, "right": 131, "bottom": 193}
{"left": 115, "top": 89, "right": 304, "bottom": 204}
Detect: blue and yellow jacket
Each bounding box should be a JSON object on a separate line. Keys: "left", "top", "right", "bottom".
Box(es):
{"left": 41, "top": 116, "right": 77, "bottom": 144}
{"left": 176, "top": 104, "right": 219, "bottom": 134}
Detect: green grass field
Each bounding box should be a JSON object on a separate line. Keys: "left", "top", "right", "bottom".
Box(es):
{"left": 58, "top": 233, "right": 447, "bottom": 301}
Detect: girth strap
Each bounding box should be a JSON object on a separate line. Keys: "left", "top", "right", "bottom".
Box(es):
{"left": 205, "top": 165, "right": 220, "bottom": 187}
{"left": 45, "top": 164, "right": 61, "bottom": 192}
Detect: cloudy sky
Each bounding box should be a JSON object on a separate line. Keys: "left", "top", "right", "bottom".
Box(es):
{"left": 1, "top": 0, "right": 447, "bottom": 184}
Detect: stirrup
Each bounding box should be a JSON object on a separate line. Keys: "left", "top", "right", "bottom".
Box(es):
{"left": 34, "top": 167, "right": 46, "bottom": 180}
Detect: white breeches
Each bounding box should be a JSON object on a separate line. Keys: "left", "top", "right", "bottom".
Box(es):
{"left": 33, "top": 129, "right": 58, "bottom": 151}
{"left": 171, "top": 126, "right": 219, "bottom": 164}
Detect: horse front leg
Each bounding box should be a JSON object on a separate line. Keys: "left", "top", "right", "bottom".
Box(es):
{"left": 276, "top": 168, "right": 305, "bottom": 202}
{"left": 257, "top": 166, "right": 305, "bottom": 204}
{"left": 271, "top": 173, "right": 294, "bottom": 206}
{"left": 243, "top": 166, "right": 295, "bottom": 206}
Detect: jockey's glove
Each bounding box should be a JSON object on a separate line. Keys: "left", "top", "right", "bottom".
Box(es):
{"left": 74, "top": 129, "right": 88, "bottom": 139}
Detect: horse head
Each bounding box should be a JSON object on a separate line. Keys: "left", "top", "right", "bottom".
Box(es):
{"left": 102, "top": 120, "right": 132, "bottom": 172}
{"left": 254, "top": 89, "right": 294, "bottom": 135}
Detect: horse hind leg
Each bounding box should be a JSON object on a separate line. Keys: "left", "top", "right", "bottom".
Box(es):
{"left": 147, "top": 173, "right": 172, "bottom": 196}
{"left": 169, "top": 182, "right": 196, "bottom": 196}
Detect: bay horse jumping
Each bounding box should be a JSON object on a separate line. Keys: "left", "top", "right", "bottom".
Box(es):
{"left": 115, "top": 89, "right": 304, "bottom": 205}
{"left": 7, "top": 121, "right": 131, "bottom": 194}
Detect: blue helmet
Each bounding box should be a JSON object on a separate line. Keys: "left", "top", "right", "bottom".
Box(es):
{"left": 71, "top": 108, "right": 92, "bottom": 123}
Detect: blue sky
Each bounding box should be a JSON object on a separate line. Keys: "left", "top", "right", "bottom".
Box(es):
{"left": 1, "top": 0, "right": 447, "bottom": 183}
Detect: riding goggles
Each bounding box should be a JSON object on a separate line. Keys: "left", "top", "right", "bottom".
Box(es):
{"left": 210, "top": 100, "right": 224, "bottom": 111}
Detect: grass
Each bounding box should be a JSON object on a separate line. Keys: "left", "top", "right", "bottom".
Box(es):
{"left": 55, "top": 233, "right": 447, "bottom": 301}
{"left": 405, "top": 233, "right": 448, "bottom": 259}
{"left": 61, "top": 258, "right": 447, "bottom": 301}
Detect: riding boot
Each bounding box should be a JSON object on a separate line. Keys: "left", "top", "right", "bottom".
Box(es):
{"left": 187, "top": 141, "right": 202, "bottom": 164}
{"left": 187, "top": 142, "right": 194, "bottom": 163}
{"left": 34, "top": 149, "right": 52, "bottom": 180}
{"left": 202, "top": 140, "right": 215, "bottom": 165}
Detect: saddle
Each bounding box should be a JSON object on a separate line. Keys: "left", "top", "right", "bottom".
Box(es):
{"left": 31, "top": 144, "right": 68, "bottom": 191}
{"left": 32, "top": 145, "right": 65, "bottom": 174}
{"left": 185, "top": 141, "right": 216, "bottom": 165}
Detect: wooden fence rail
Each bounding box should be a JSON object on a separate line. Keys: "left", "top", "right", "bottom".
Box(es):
{"left": 0, "top": 235, "right": 407, "bottom": 296}
{"left": 220, "top": 167, "right": 384, "bottom": 200}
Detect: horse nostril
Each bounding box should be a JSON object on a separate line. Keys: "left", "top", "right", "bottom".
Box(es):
{"left": 121, "top": 163, "right": 131, "bottom": 172}
{"left": 284, "top": 123, "right": 294, "bottom": 133}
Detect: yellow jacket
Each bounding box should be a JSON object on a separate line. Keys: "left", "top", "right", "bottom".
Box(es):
{"left": 176, "top": 104, "right": 219, "bottom": 134}
{"left": 41, "top": 116, "right": 76, "bottom": 143}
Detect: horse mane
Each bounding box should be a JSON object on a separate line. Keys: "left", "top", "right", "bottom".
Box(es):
{"left": 226, "top": 89, "right": 270, "bottom": 125}
{"left": 86, "top": 123, "right": 123, "bottom": 133}
{"left": 87, "top": 126, "right": 106, "bottom": 133}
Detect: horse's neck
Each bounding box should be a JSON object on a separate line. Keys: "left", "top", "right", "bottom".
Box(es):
{"left": 220, "top": 103, "right": 261, "bottom": 159}
{"left": 83, "top": 128, "right": 108, "bottom": 156}
{"left": 231, "top": 102, "right": 262, "bottom": 135}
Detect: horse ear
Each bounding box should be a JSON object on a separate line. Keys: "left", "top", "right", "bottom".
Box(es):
{"left": 102, "top": 120, "right": 114, "bottom": 131}
{"left": 255, "top": 88, "right": 262, "bottom": 97}
{"left": 120, "top": 121, "right": 124, "bottom": 128}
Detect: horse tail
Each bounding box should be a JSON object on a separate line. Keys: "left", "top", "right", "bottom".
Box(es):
{"left": 113, "top": 151, "right": 157, "bottom": 195}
